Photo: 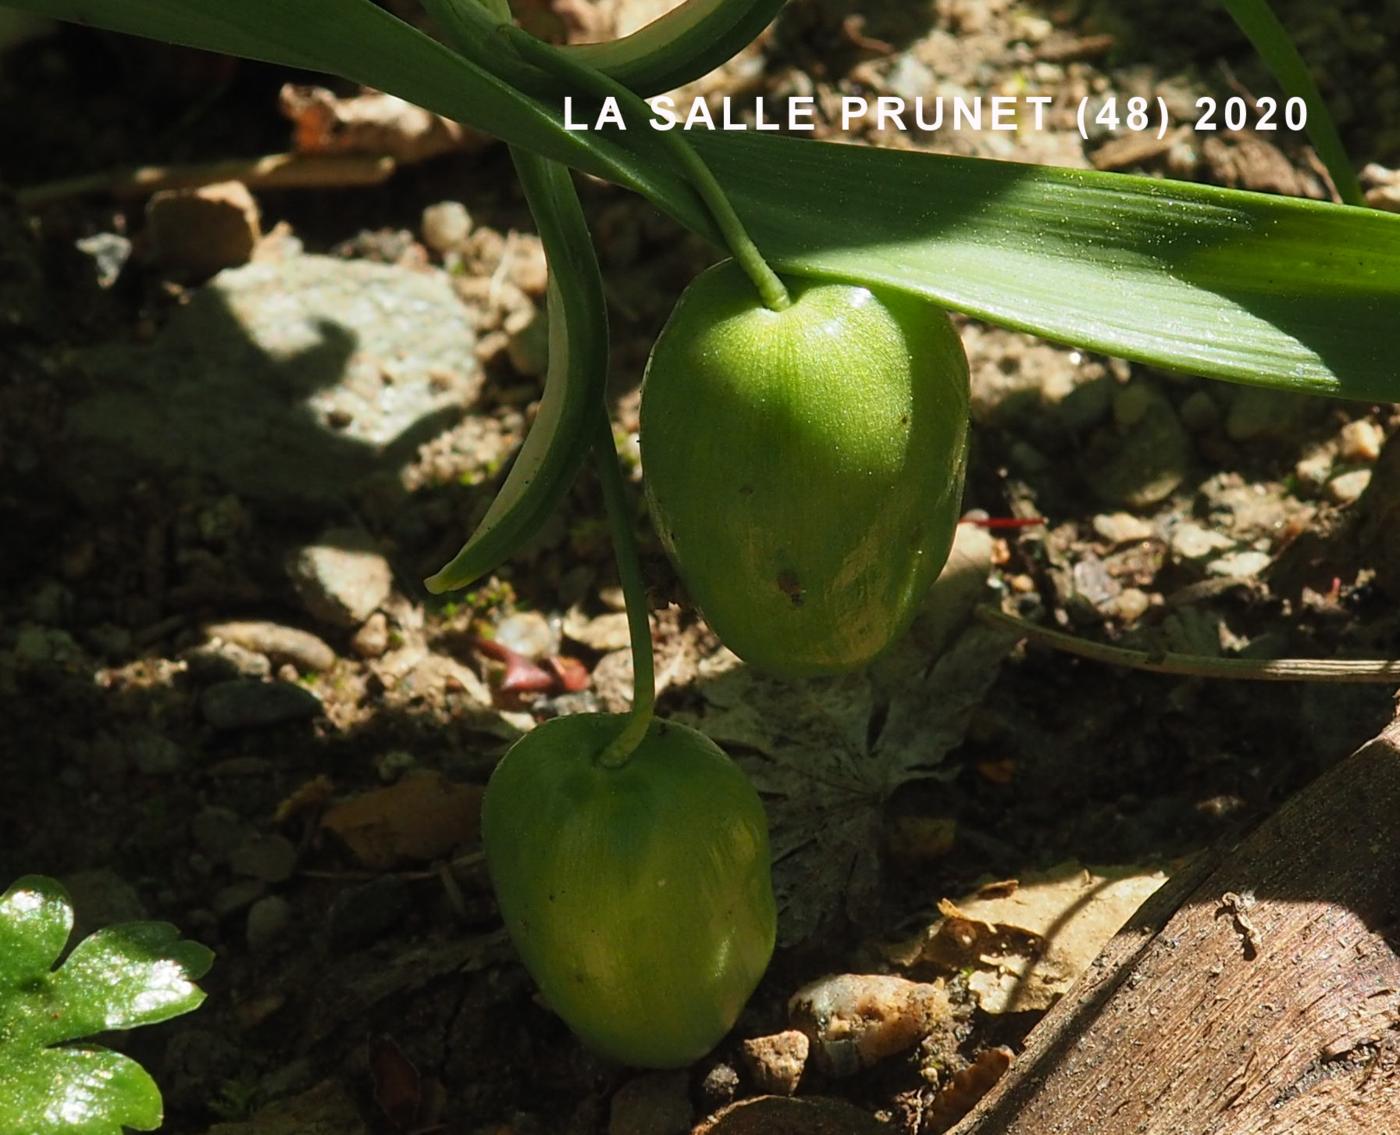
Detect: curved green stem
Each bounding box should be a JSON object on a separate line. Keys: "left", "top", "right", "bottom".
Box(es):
{"left": 592, "top": 415, "right": 657, "bottom": 768}
{"left": 499, "top": 23, "right": 791, "bottom": 311}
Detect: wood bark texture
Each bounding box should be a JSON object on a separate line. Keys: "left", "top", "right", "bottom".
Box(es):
{"left": 949, "top": 712, "right": 1400, "bottom": 1135}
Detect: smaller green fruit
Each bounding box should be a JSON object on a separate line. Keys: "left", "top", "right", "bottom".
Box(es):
{"left": 482, "top": 713, "right": 776, "bottom": 1068}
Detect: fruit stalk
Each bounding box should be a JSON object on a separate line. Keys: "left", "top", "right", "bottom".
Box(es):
{"left": 592, "top": 414, "right": 656, "bottom": 767}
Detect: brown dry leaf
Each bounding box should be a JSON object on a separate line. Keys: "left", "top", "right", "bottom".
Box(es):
{"left": 279, "top": 84, "right": 486, "bottom": 164}
{"left": 321, "top": 772, "right": 483, "bottom": 869}
{"left": 921, "top": 861, "right": 1168, "bottom": 1012}
{"left": 273, "top": 773, "right": 335, "bottom": 824}
{"left": 674, "top": 526, "right": 1014, "bottom": 944}
{"left": 370, "top": 1034, "right": 422, "bottom": 1131}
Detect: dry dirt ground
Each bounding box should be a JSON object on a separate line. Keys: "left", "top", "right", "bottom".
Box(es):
{"left": 2, "top": 1, "right": 1398, "bottom": 1133}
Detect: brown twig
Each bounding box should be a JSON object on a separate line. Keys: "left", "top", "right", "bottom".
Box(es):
{"left": 17, "top": 152, "right": 396, "bottom": 208}
{"left": 978, "top": 604, "right": 1400, "bottom": 684}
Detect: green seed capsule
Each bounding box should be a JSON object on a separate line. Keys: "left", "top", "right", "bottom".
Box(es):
{"left": 482, "top": 713, "right": 776, "bottom": 1068}
{"left": 640, "top": 260, "right": 971, "bottom": 677}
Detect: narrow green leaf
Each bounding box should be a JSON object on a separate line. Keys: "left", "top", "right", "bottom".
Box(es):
{"left": 696, "top": 132, "right": 1400, "bottom": 400}
{"left": 422, "top": 0, "right": 611, "bottom": 593}
{"left": 563, "top": 0, "right": 788, "bottom": 96}
{"left": 424, "top": 154, "right": 608, "bottom": 594}
{"left": 1219, "top": 0, "right": 1363, "bottom": 206}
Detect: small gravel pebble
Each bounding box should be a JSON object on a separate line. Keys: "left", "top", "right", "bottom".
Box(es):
{"left": 1338, "top": 419, "right": 1383, "bottom": 463}
{"left": 1106, "top": 587, "right": 1152, "bottom": 623}
{"left": 1089, "top": 386, "right": 1192, "bottom": 507}
{"left": 1327, "top": 469, "right": 1372, "bottom": 504}
{"left": 245, "top": 895, "right": 292, "bottom": 952}
{"left": 190, "top": 807, "right": 250, "bottom": 863}
{"left": 205, "top": 620, "right": 337, "bottom": 673}
{"left": 200, "top": 679, "right": 322, "bottom": 730}
{"left": 1295, "top": 450, "right": 1334, "bottom": 491}
{"left": 1092, "top": 512, "right": 1154, "bottom": 545}
{"left": 230, "top": 834, "right": 297, "bottom": 883}
{"left": 1226, "top": 387, "right": 1309, "bottom": 443}
{"left": 608, "top": 1072, "right": 691, "bottom": 1135}
{"left": 327, "top": 875, "right": 413, "bottom": 948}
{"left": 146, "top": 180, "right": 261, "bottom": 278}
{"left": 62, "top": 869, "right": 146, "bottom": 935}
{"left": 183, "top": 640, "right": 272, "bottom": 681}
{"left": 421, "top": 200, "right": 472, "bottom": 254}
{"left": 287, "top": 528, "right": 393, "bottom": 629}
{"left": 131, "top": 731, "right": 184, "bottom": 775}
{"left": 1206, "top": 551, "right": 1273, "bottom": 578}
{"left": 1178, "top": 389, "right": 1220, "bottom": 432}
{"left": 494, "top": 611, "right": 558, "bottom": 659}
{"left": 789, "top": 974, "right": 951, "bottom": 1077}
{"left": 698, "top": 1063, "right": 740, "bottom": 1110}
{"left": 1170, "top": 522, "right": 1235, "bottom": 561}
{"left": 351, "top": 611, "right": 390, "bottom": 659}
{"left": 505, "top": 303, "right": 548, "bottom": 377}
{"left": 741, "top": 1030, "right": 809, "bottom": 1096}
{"left": 211, "top": 879, "right": 267, "bottom": 919}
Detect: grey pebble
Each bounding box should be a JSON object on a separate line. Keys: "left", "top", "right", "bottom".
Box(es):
{"left": 327, "top": 875, "right": 413, "bottom": 948}
{"left": 230, "top": 833, "right": 298, "bottom": 883}
{"left": 64, "top": 254, "right": 481, "bottom": 506}
{"left": 212, "top": 879, "right": 267, "bottom": 919}
{"left": 205, "top": 620, "right": 337, "bottom": 673}
{"left": 200, "top": 679, "right": 322, "bottom": 730}
{"left": 245, "top": 895, "right": 293, "bottom": 952}
{"left": 608, "top": 1072, "right": 691, "bottom": 1135}
{"left": 698, "top": 1062, "right": 740, "bottom": 1110}
{"left": 183, "top": 640, "right": 272, "bottom": 681}
{"left": 191, "top": 806, "right": 250, "bottom": 863}
{"left": 1178, "top": 390, "right": 1220, "bottom": 433}
{"left": 1226, "top": 386, "right": 1313, "bottom": 443}
{"left": 1087, "top": 384, "right": 1192, "bottom": 507}
{"left": 350, "top": 611, "right": 390, "bottom": 659}
{"left": 161, "top": 1028, "right": 241, "bottom": 1111}
{"left": 131, "top": 730, "right": 185, "bottom": 775}
{"left": 287, "top": 528, "right": 392, "bottom": 629}
{"left": 61, "top": 868, "right": 146, "bottom": 938}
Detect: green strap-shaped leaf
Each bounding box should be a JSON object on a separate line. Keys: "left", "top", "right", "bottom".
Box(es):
{"left": 562, "top": 0, "right": 788, "bottom": 96}
{"left": 420, "top": 0, "right": 610, "bottom": 593}
{"left": 695, "top": 132, "right": 1400, "bottom": 400}
{"left": 424, "top": 149, "right": 608, "bottom": 593}
{"left": 8, "top": 0, "right": 1400, "bottom": 399}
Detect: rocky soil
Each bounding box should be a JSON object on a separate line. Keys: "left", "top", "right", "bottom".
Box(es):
{"left": 2, "top": 1, "right": 1398, "bottom": 1132}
